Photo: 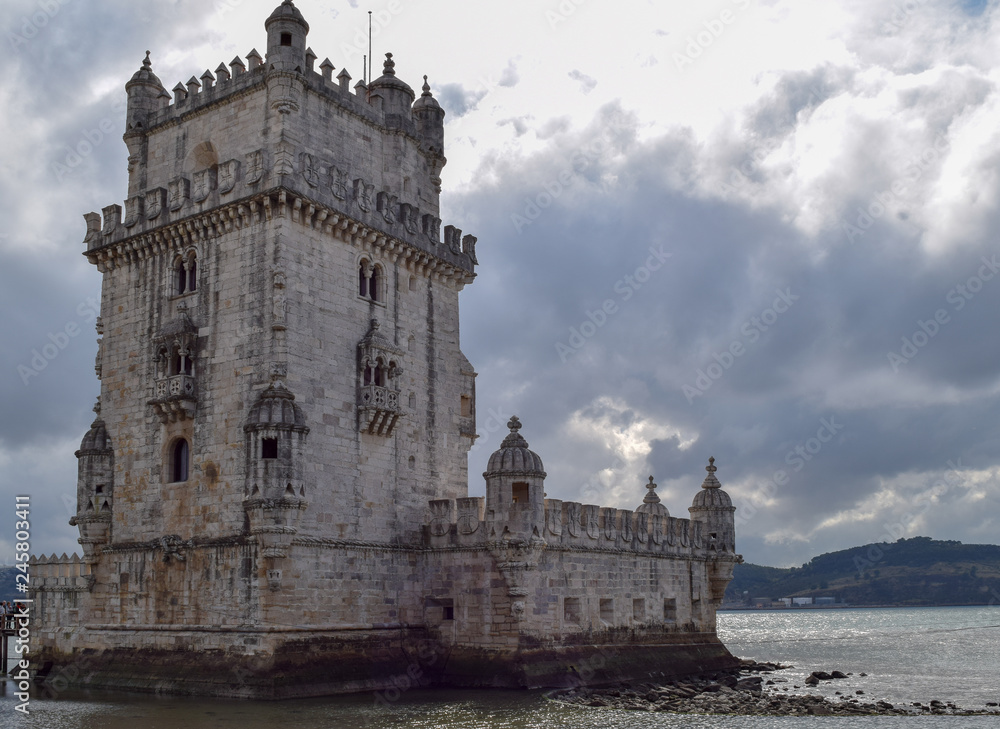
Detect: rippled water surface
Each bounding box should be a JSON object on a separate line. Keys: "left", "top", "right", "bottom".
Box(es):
{"left": 3, "top": 606, "right": 998, "bottom": 728}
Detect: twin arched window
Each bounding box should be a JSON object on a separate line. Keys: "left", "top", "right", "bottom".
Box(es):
{"left": 175, "top": 251, "right": 197, "bottom": 295}
{"left": 358, "top": 259, "right": 381, "bottom": 302}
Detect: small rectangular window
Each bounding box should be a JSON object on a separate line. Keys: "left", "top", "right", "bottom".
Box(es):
{"left": 511, "top": 482, "right": 529, "bottom": 504}
{"left": 280, "top": 32, "right": 292, "bottom": 46}
{"left": 564, "top": 597, "right": 581, "bottom": 624}
{"left": 442, "top": 605, "right": 454, "bottom": 621}
{"left": 261, "top": 438, "right": 278, "bottom": 459}
{"left": 600, "top": 598, "right": 614, "bottom": 623}
{"left": 664, "top": 598, "right": 677, "bottom": 622}
{"left": 460, "top": 394, "right": 471, "bottom": 417}
{"left": 633, "top": 598, "right": 645, "bottom": 621}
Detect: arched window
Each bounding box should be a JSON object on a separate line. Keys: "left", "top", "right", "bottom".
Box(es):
{"left": 358, "top": 259, "right": 383, "bottom": 303}
{"left": 374, "top": 357, "right": 385, "bottom": 386}
{"left": 174, "top": 252, "right": 197, "bottom": 294}
{"left": 369, "top": 265, "right": 380, "bottom": 302}
{"left": 171, "top": 439, "right": 190, "bottom": 482}
{"left": 358, "top": 260, "right": 369, "bottom": 298}
{"left": 175, "top": 257, "right": 187, "bottom": 294}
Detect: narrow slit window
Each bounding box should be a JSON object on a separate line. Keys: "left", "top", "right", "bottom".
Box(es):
{"left": 171, "top": 439, "right": 190, "bottom": 483}
{"left": 261, "top": 438, "right": 278, "bottom": 459}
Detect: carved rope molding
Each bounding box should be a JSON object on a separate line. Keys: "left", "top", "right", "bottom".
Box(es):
{"left": 86, "top": 188, "right": 476, "bottom": 288}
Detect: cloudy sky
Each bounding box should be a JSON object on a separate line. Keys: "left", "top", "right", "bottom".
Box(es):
{"left": 3, "top": 0, "right": 1000, "bottom": 567}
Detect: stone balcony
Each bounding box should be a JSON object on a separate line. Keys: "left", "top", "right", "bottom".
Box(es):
{"left": 358, "top": 384, "right": 401, "bottom": 436}
{"left": 149, "top": 373, "right": 197, "bottom": 422}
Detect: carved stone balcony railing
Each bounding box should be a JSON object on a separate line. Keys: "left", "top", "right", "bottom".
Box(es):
{"left": 358, "top": 384, "right": 401, "bottom": 436}
{"left": 149, "top": 374, "right": 197, "bottom": 422}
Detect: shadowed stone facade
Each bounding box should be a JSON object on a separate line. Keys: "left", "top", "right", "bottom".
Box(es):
{"left": 30, "top": 1, "right": 741, "bottom": 698}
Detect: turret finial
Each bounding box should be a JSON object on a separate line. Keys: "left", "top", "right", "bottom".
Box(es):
{"left": 643, "top": 475, "right": 661, "bottom": 505}
{"left": 143, "top": 51, "right": 152, "bottom": 68}
{"left": 701, "top": 457, "right": 721, "bottom": 489}
{"left": 421, "top": 75, "right": 432, "bottom": 97}
{"left": 383, "top": 52, "right": 395, "bottom": 76}
{"left": 507, "top": 416, "right": 521, "bottom": 434}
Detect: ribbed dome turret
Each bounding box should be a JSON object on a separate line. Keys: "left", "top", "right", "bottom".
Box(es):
{"left": 369, "top": 53, "right": 415, "bottom": 101}
{"left": 245, "top": 382, "right": 307, "bottom": 430}
{"left": 126, "top": 51, "right": 166, "bottom": 92}
{"left": 266, "top": 0, "right": 309, "bottom": 31}
{"left": 413, "top": 76, "right": 442, "bottom": 112}
{"left": 484, "top": 416, "right": 546, "bottom": 478}
{"left": 690, "top": 457, "right": 734, "bottom": 510}
{"left": 78, "top": 417, "right": 111, "bottom": 453}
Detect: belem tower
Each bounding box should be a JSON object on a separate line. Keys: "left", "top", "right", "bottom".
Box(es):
{"left": 30, "top": 1, "right": 742, "bottom": 697}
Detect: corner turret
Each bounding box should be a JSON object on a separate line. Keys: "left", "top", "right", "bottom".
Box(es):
{"left": 413, "top": 75, "right": 447, "bottom": 193}
{"left": 70, "top": 400, "right": 114, "bottom": 564}
{"left": 265, "top": 0, "right": 309, "bottom": 74}
{"left": 688, "top": 457, "right": 736, "bottom": 552}
{"left": 124, "top": 52, "right": 169, "bottom": 196}
{"left": 484, "top": 416, "right": 546, "bottom": 541}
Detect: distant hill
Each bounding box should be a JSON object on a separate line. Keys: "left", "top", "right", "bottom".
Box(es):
{"left": 726, "top": 537, "right": 1000, "bottom": 606}
{"left": 0, "top": 565, "right": 24, "bottom": 604}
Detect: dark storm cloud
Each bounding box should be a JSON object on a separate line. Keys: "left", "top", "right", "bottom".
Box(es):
{"left": 454, "top": 63, "right": 1000, "bottom": 565}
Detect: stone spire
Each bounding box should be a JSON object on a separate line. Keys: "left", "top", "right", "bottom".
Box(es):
{"left": 701, "top": 457, "right": 721, "bottom": 489}
{"left": 636, "top": 474, "right": 668, "bottom": 516}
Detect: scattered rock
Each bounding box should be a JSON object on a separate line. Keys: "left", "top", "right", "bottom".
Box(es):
{"left": 547, "top": 661, "right": 1000, "bottom": 718}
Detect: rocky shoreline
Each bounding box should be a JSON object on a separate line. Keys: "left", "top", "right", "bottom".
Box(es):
{"left": 549, "top": 659, "right": 1000, "bottom": 716}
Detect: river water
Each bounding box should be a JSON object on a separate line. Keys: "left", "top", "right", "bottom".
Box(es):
{"left": 2, "top": 606, "right": 998, "bottom": 728}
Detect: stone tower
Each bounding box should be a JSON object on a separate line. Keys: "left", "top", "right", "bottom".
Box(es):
{"left": 32, "top": 2, "right": 739, "bottom": 697}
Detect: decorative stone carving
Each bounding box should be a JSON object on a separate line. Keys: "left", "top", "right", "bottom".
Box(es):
{"left": 330, "top": 166, "right": 348, "bottom": 201}
{"left": 357, "top": 319, "right": 403, "bottom": 436}
{"left": 353, "top": 178, "right": 374, "bottom": 213}
{"left": 444, "top": 225, "right": 462, "bottom": 254}
{"left": 301, "top": 153, "right": 320, "bottom": 187}
{"left": 245, "top": 149, "right": 264, "bottom": 184}
{"left": 584, "top": 504, "right": 600, "bottom": 540}
{"left": 428, "top": 499, "right": 453, "bottom": 537}
{"left": 124, "top": 196, "right": 144, "bottom": 227}
{"left": 487, "top": 537, "right": 546, "bottom": 597}
{"left": 193, "top": 168, "right": 216, "bottom": 202}
{"left": 377, "top": 191, "right": 398, "bottom": 224}
{"left": 218, "top": 159, "right": 240, "bottom": 193}
{"left": 462, "top": 234, "right": 478, "bottom": 264}
{"left": 603, "top": 507, "right": 618, "bottom": 541}
{"left": 566, "top": 502, "right": 581, "bottom": 537}
{"left": 102, "top": 204, "right": 121, "bottom": 235}
{"left": 145, "top": 188, "right": 166, "bottom": 220}
{"left": 272, "top": 271, "right": 286, "bottom": 330}
{"left": 168, "top": 177, "right": 190, "bottom": 211}
{"left": 422, "top": 214, "right": 441, "bottom": 243}
{"left": 159, "top": 534, "right": 193, "bottom": 563}
{"left": 636, "top": 511, "right": 648, "bottom": 544}
{"left": 400, "top": 203, "right": 419, "bottom": 234}
{"left": 546, "top": 499, "right": 563, "bottom": 537}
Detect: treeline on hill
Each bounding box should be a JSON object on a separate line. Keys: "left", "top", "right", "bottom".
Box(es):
{"left": 726, "top": 537, "right": 1000, "bottom": 606}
